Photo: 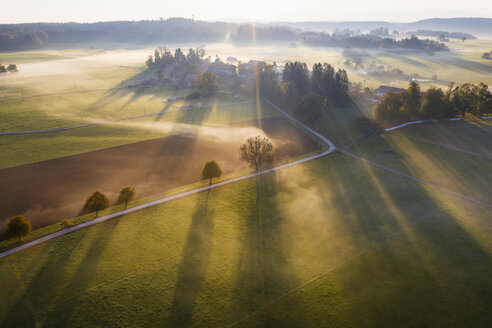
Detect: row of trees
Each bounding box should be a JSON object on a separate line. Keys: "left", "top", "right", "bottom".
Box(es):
{"left": 409, "top": 30, "right": 476, "bottom": 41}
{"left": 374, "top": 81, "right": 492, "bottom": 122}
{"left": 301, "top": 34, "right": 448, "bottom": 52}
{"left": 2, "top": 187, "right": 136, "bottom": 243}
{"left": 0, "top": 64, "right": 18, "bottom": 73}
{"left": 3, "top": 135, "right": 276, "bottom": 244}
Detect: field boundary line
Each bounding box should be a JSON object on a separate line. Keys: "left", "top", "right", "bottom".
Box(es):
{"left": 399, "top": 135, "right": 492, "bottom": 160}
{"left": 0, "top": 99, "right": 336, "bottom": 259}
{"left": 0, "top": 100, "right": 256, "bottom": 135}
{"left": 341, "top": 150, "right": 492, "bottom": 209}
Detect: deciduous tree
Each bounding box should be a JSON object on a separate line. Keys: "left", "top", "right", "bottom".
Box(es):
{"left": 402, "top": 81, "right": 421, "bottom": 117}
{"left": 373, "top": 92, "right": 403, "bottom": 121}
{"left": 117, "top": 187, "right": 136, "bottom": 209}
{"left": 240, "top": 136, "right": 276, "bottom": 172}
{"left": 201, "top": 161, "right": 222, "bottom": 186}
{"left": 84, "top": 191, "right": 110, "bottom": 217}
{"left": 194, "top": 72, "right": 218, "bottom": 96}
{"left": 4, "top": 215, "right": 31, "bottom": 242}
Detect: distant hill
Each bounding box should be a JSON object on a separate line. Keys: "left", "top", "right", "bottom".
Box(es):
{"left": 278, "top": 18, "right": 492, "bottom": 37}
{"left": 0, "top": 17, "right": 490, "bottom": 51}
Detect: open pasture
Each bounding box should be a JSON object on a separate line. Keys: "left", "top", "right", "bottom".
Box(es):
{"left": 0, "top": 44, "right": 491, "bottom": 328}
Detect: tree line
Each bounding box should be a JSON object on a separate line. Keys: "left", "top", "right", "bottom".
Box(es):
{"left": 0, "top": 19, "right": 232, "bottom": 51}
{"left": 374, "top": 81, "right": 492, "bottom": 122}
{"left": 409, "top": 30, "right": 476, "bottom": 40}
{"left": 301, "top": 34, "right": 447, "bottom": 52}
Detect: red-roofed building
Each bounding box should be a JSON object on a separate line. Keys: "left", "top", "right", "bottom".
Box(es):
{"left": 375, "top": 85, "right": 406, "bottom": 98}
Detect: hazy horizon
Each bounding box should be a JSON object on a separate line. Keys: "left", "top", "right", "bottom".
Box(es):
{"left": 1, "top": 0, "right": 491, "bottom": 24}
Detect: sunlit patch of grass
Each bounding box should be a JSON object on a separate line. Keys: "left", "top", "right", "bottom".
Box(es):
{"left": 0, "top": 101, "right": 280, "bottom": 169}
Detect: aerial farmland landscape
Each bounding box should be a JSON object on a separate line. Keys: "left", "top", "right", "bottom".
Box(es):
{"left": 0, "top": 1, "right": 491, "bottom": 327}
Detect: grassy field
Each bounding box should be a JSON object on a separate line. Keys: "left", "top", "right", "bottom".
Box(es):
{"left": 0, "top": 146, "right": 490, "bottom": 327}
{"left": 0, "top": 46, "right": 491, "bottom": 327}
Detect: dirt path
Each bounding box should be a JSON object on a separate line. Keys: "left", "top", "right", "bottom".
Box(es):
{"left": 0, "top": 99, "right": 337, "bottom": 258}
{"left": 0, "top": 100, "right": 255, "bottom": 135}
{"left": 401, "top": 135, "right": 492, "bottom": 160}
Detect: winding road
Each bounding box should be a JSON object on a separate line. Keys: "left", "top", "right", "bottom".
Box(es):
{"left": 1, "top": 99, "right": 490, "bottom": 259}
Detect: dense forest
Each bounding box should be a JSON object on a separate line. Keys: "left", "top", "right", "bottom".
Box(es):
{"left": 255, "top": 61, "right": 350, "bottom": 124}
{"left": 230, "top": 25, "right": 296, "bottom": 43}
{"left": 0, "top": 18, "right": 233, "bottom": 51}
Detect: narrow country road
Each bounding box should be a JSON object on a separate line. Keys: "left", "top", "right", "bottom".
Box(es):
{"left": 0, "top": 99, "right": 336, "bottom": 258}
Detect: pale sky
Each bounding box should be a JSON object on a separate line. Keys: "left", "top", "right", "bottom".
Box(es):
{"left": 1, "top": 0, "right": 491, "bottom": 24}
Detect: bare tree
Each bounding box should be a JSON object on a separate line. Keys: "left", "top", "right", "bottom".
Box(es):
{"left": 240, "top": 136, "right": 276, "bottom": 172}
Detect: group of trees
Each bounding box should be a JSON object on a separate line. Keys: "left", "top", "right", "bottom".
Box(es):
{"left": 194, "top": 72, "right": 219, "bottom": 97}
{"left": 0, "top": 63, "right": 18, "bottom": 74}
{"left": 255, "top": 61, "right": 350, "bottom": 124}
{"left": 145, "top": 47, "right": 206, "bottom": 78}
{"left": 370, "top": 27, "right": 390, "bottom": 37}
{"left": 374, "top": 81, "right": 492, "bottom": 122}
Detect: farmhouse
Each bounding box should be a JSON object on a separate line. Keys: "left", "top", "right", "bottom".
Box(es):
{"left": 204, "top": 61, "right": 237, "bottom": 76}
{"left": 375, "top": 85, "right": 406, "bottom": 97}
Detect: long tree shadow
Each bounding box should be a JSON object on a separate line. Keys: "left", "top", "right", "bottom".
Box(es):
{"left": 229, "top": 173, "right": 306, "bottom": 327}
{"left": 167, "top": 197, "right": 215, "bottom": 327}
{"left": 1, "top": 225, "right": 92, "bottom": 327}
{"left": 30, "top": 218, "right": 121, "bottom": 327}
